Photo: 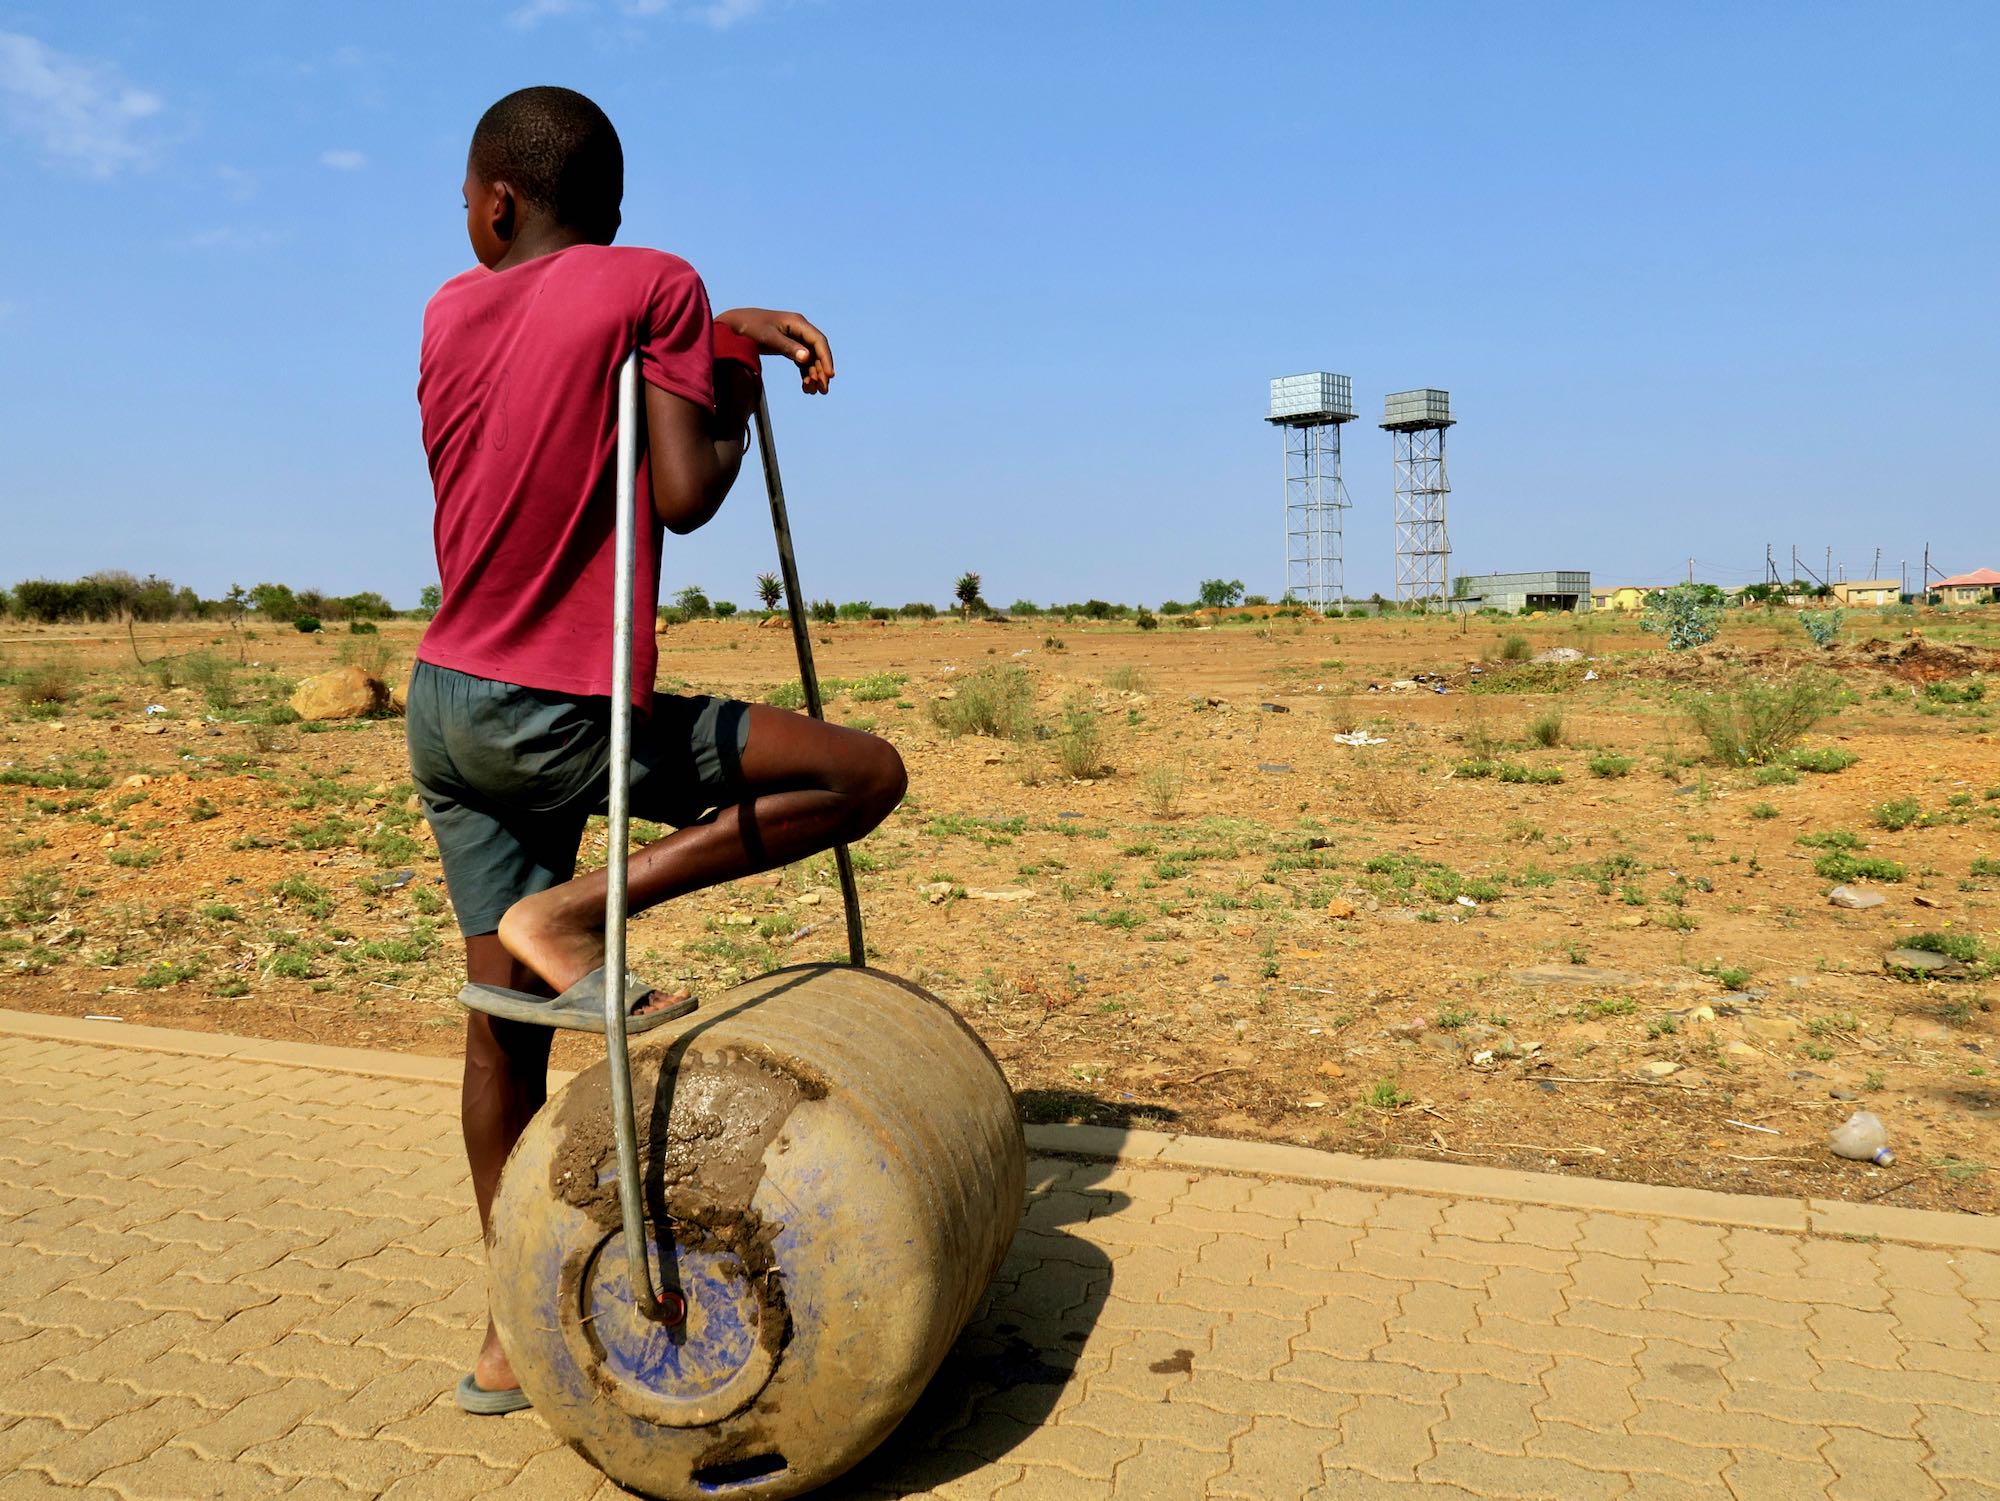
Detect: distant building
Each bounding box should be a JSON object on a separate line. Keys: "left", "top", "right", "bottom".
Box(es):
{"left": 1831, "top": 579, "right": 1902, "bottom": 608}
{"left": 1590, "top": 585, "right": 1658, "bottom": 613}
{"left": 1452, "top": 571, "right": 1590, "bottom": 613}
{"left": 1932, "top": 568, "right": 2000, "bottom": 606}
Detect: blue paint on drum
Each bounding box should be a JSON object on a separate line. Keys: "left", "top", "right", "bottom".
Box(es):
{"left": 588, "top": 1234, "right": 761, "bottom": 1400}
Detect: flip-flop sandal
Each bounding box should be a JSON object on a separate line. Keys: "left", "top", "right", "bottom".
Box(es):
{"left": 457, "top": 966, "right": 697, "bottom": 1035}
{"left": 455, "top": 1371, "right": 532, "bottom": 1415}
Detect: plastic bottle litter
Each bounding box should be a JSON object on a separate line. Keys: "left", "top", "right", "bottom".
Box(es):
{"left": 1829, "top": 1110, "right": 1895, "bottom": 1166}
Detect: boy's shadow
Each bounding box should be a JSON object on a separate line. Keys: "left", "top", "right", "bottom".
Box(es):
{"left": 816, "top": 1130, "right": 1147, "bottom": 1499}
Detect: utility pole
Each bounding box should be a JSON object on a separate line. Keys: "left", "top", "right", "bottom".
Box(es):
{"left": 1872, "top": 546, "right": 1881, "bottom": 580}
{"left": 1687, "top": 557, "right": 1695, "bottom": 586}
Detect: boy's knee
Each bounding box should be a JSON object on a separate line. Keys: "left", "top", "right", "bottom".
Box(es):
{"left": 855, "top": 736, "right": 907, "bottom": 823}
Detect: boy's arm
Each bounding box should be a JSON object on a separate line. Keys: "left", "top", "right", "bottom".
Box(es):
{"left": 716, "top": 308, "right": 834, "bottom": 396}
{"left": 645, "top": 369, "right": 754, "bottom": 535}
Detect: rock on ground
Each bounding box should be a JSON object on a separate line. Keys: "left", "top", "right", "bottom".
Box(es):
{"left": 290, "top": 666, "right": 388, "bottom": 721}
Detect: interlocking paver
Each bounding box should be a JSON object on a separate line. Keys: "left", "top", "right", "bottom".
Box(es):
{"left": 2, "top": 1022, "right": 1996, "bottom": 1501}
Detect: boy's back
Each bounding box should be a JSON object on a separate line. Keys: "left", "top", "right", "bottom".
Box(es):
{"left": 417, "top": 245, "right": 712, "bottom": 703}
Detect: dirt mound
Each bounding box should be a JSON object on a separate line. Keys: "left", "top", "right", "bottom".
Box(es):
{"left": 1843, "top": 636, "right": 2000, "bottom": 684}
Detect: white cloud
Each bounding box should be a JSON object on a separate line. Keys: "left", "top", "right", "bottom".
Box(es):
{"left": 615, "top": 0, "right": 767, "bottom": 22}
{"left": 319, "top": 148, "right": 367, "bottom": 171}
{"left": 693, "top": 0, "right": 767, "bottom": 27}
{"left": 508, "top": 0, "right": 592, "bottom": 28}
{"left": 0, "top": 31, "right": 161, "bottom": 178}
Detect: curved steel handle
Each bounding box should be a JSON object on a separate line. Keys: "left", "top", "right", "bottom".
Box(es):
{"left": 751, "top": 390, "right": 866, "bottom": 967}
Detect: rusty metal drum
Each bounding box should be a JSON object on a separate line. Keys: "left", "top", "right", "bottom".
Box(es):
{"left": 487, "top": 964, "right": 1026, "bottom": 1499}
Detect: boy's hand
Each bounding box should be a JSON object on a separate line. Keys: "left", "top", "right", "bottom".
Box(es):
{"left": 716, "top": 308, "right": 834, "bottom": 395}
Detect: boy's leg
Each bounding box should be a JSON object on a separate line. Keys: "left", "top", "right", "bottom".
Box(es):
{"left": 498, "top": 706, "right": 905, "bottom": 993}
{"left": 461, "top": 935, "right": 554, "bottom": 1393}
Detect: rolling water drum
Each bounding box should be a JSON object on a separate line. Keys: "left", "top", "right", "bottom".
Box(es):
{"left": 487, "top": 963, "right": 1025, "bottom": 1497}
{"left": 479, "top": 351, "right": 1024, "bottom": 1498}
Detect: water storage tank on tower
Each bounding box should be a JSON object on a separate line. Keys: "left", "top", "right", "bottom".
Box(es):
{"left": 487, "top": 964, "right": 1027, "bottom": 1500}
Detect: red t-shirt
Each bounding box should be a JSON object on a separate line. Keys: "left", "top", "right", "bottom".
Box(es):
{"left": 416, "top": 245, "right": 714, "bottom": 706}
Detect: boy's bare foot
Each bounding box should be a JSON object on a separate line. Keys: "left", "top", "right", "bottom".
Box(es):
{"left": 472, "top": 1318, "right": 518, "bottom": 1393}
{"left": 496, "top": 889, "right": 689, "bottom": 1015}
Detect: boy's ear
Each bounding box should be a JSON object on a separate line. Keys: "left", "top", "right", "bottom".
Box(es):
{"left": 487, "top": 181, "right": 518, "bottom": 245}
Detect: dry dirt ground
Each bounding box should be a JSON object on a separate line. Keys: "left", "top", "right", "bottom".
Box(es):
{"left": 2, "top": 607, "right": 1997, "bottom": 1218}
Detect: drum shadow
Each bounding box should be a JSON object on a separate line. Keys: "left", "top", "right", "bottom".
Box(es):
{"left": 813, "top": 1149, "right": 1127, "bottom": 1499}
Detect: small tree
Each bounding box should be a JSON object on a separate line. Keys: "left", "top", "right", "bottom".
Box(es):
{"left": 1642, "top": 583, "right": 1722, "bottom": 651}
{"left": 418, "top": 584, "right": 442, "bottom": 616}
{"left": 755, "top": 572, "right": 783, "bottom": 611}
{"left": 1198, "top": 578, "right": 1245, "bottom": 609}
{"left": 1799, "top": 608, "right": 1845, "bottom": 649}
{"left": 674, "top": 585, "right": 712, "bottom": 619}
{"left": 954, "top": 572, "right": 983, "bottom": 620}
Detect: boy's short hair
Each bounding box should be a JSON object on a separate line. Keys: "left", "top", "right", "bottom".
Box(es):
{"left": 470, "top": 86, "right": 623, "bottom": 242}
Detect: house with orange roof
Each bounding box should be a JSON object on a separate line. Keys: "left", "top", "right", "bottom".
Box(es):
{"left": 1931, "top": 568, "right": 2000, "bottom": 606}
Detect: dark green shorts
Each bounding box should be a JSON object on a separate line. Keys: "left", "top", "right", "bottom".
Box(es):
{"left": 404, "top": 660, "right": 752, "bottom": 936}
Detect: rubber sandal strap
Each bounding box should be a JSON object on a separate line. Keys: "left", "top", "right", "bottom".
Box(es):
{"left": 457, "top": 967, "right": 696, "bottom": 1034}
{"left": 455, "top": 1371, "right": 532, "bottom": 1415}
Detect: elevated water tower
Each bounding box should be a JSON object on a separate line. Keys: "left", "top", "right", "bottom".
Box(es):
{"left": 1267, "top": 372, "right": 1355, "bottom": 610}
{"left": 1382, "top": 388, "right": 1454, "bottom": 608}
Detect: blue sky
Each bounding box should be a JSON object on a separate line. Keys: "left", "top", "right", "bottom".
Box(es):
{"left": 2, "top": 2, "right": 1994, "bottom": 610}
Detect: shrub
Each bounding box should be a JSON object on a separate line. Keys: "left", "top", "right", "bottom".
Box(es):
{"left": 1642, "top": 584, "right": 1721, "bottom": 651}
{"left": 1814, "top": 851, "right": 1905, "bottom": 883}
{"left": 293, "top": 614, "right": 322, "bottom": 634}
{"left": 810, "top": 599, "right": 837, "bottom": 624}
{"left": 1873, "top": 796, "right": 1922, "bottom": 832}
{"left": 713, "top": 600, "right": 739, "bottom": 618}
{"left": 347, "top": 620, "right": 378, "bottom": 635}
{"left": 1496, "top": 762, "right": 1564, "bottom": 785}
{"left": 766, "top": 681, "right": 806, "bottom": 711}
{"left": 1498, "top": 634, "right": 1531, "bottom": 662}
{"left": 1923, "top": 679, "right": 1986, "bottom": 704}
{"left": 1135, "top": 609, "right": 1158, "bottom": 631}
{"left": 181, "top": 652, "right": 237, "bottom": 713}
{"left": 1054, "top": 694, "right": 1105, "bottom": 778}
{"left": 835, "top": 600, "right": 873, "bottom": 620}
{"left": 1141, "top": 763, "right": 1183, "bottom": 818}
{"left": 1789, "top": 746, "right": 1857, "bottom": 774}
{"left": 11, "top": 655, "right": 80, "bottom": 708}
{"left": 1588, "top": 753, "right": 1633, "bottom": 778}
{"left": 1526, "top": 710, "right": 1565, "bottom": 748}
{"left": 1683, "top": 672, "right": 1840, "bottom": 765}
{"left": 932, "top": 665, "right": 1035, "bottom": 739}
{"left": 1798, "top": 608, "right": 1845, "bottom": 648}
{"left": 898, "top": 602, "right": 938, "bottom": 619}
{"left": 1008, "top": 599, "right": 1042, "bottom": 617}
{"left": 1749, "top": 802, "right": 1779, "bottom": 819}
{"left": 1971, "top": 857, "right": 2000, "bottom": 878}
{"left": 674, "top": 586, "right": 712, "bottom": 618}
{"left": 1105, "top": 665, "right": 1150, "bottom": 694}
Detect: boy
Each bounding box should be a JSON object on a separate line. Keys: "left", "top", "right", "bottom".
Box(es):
{"left": 408, "top": 86, "right": 906, "bottom": 1412}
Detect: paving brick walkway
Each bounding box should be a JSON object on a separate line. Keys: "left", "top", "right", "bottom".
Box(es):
{"left": 1, "top": 1018, "right": 1998, "bottom": 1500}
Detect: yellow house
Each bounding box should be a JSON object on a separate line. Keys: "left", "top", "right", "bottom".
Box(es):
{"left": 1831, "top": 579, "right": 1902, "bottom": 608}
{"left": 1589, "top": 585, "right": 1656, "bottom": 613}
